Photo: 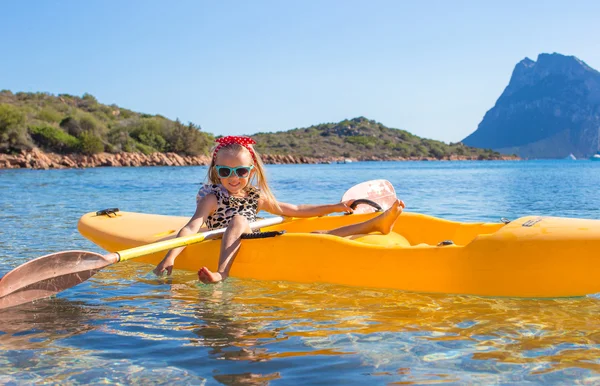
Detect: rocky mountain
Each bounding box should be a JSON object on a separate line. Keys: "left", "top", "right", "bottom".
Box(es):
{"left": 462, "top": 53, "right": 600, "bottom": 159}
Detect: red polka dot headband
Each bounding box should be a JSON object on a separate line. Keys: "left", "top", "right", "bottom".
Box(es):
{"left": 213, "top": 136, "right": 257, "bottom": 163}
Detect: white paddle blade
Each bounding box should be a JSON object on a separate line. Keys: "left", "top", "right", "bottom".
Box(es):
{"left": 342, "top": 179, "right": 397, "bottom": 213}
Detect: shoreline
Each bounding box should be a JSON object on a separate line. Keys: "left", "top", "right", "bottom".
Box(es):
{"left": 0, "top": 149, "right": 519, "bottom": 170}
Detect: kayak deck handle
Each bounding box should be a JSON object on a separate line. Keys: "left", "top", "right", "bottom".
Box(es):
{"left": 96, "top": 208, "right": 120, "bottom": 217}
{"left": 241, "top": 230, "right": 286, "bottom": 239}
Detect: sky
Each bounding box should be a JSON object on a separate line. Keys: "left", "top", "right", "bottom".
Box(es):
{"left": 2, "top": 0, "right": 599, "bottom": 143}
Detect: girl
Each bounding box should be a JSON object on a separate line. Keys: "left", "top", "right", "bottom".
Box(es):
{"left": 153, "top": 136, "right": 405, "bottom": 283}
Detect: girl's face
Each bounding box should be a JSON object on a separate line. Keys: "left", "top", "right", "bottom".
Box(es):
{"left": 214, "top": 149, "right": 254, "bottom": 196}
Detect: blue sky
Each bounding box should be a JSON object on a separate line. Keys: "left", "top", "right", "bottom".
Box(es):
{"left": 2, "top": 0, "right": 599, "bottom": 143}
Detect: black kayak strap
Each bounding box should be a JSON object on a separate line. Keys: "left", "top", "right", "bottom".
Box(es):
{"left": 241, "top": 230, "right": 286, "bottom": 239}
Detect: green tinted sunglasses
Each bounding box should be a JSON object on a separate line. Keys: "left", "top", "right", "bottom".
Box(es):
{"left": 215, "top": 165, "right": 254, "bottom": 178}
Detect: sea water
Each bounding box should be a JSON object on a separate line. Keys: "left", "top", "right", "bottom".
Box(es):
{"left": 1, "top": 160, "right": 600, "bottom": 385}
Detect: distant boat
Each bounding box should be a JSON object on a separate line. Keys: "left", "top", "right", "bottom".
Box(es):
{"left": 565, "top": 153, "right": 576, "bottom": 160}
{"left": 591, "top": 129, "right": 600, "bottom": 160}
{"left": 336, "top": 159, "right": 353, "bottom": 164}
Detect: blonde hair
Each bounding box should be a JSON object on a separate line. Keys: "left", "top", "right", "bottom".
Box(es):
{"left": 207, "top": 143, "right": 280, "bottom": 211}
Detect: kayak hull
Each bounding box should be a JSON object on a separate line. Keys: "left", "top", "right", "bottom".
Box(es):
{"left": 78, "top": 211, "right": 600, "bottom": 298}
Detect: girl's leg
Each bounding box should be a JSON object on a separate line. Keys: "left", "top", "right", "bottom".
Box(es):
{"left": 198, "top": 215, "right": 252, "bottom": 284}
{"left": 325, "top": 199, "right": 405, "bottom": 237}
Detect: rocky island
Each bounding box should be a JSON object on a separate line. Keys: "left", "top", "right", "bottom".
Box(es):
{"left": 0, "top": 91, "right": 515, "bottom": 170}
{"left": 462, "top": 53, "right": 600, "bottom": 159}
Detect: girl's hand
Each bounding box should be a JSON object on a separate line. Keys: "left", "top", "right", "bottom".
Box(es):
{"left": 337, "top": 199, "right": 355, "bottom": 214}
{"left": 154, "top": 256, "right": 175, "bottom": 276}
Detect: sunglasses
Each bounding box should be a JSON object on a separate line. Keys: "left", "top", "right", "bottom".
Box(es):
{"left": 215, "top": 165, "right": 254, "bottom": 178}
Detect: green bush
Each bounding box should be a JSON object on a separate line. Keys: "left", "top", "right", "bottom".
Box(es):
{"left": 119, "top": 109, "right": 135, "bottom": 119}
{"left": 107, "top": 127, "right": 137, "bottom": 152}
{"left": 415, "top": 144, "right": 428, "bottom": 154}
{"left": 78, "top": 113, "right": 107, "bottom": 137}
{"left": 0, "top": 104, "right": 25, "bottom": 133}
{"left": 0, "top": 104, "right": 31, "bottom": 151}
{"left": 393, "top": 143, "right": 411, "bottom": 156}
{"left": 429, "top": 147, "right": 446, "bottom": 159}
{"left": 79, "top": 93, "right": 99, "bottom": 112}
{"left": 134, "top": 130, "right": 166, "bottom": 152}
{"left": 29, "top": 124, "right": 79, "bottom": 153}
{"left": 135, "top": 142, "right": 157, "bottom": 155}
{"left": 129, "top": 118, "right": 167, "bottom": 152}
{"left": 82, "top": 93, "right": 97, "bottom": 103}
{"left": 163, "top": 121, "right": 211, "bottom": 155}
{"left": 60, "top": 116, "right": 82, "bottom": 137}
{"left": 78, "top": 131, "right": 104, "bottom": 155}
{"left": 1, "top": 126, "right": 32, "bottom": 152}
{"left": 344, "top": 136, "right": 379, "bottom": 146}
{"left": 36, "top": 108, "right": 63, "bottom": 123}
{"left": 79, "top": 114, "right": 98, "bottom": 133}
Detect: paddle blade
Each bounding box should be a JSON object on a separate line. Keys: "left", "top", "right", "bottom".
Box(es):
{"left": 0, "top": 250, "right": 116, "bottom": 310}
{"left": 342, "top": 179, "right": 397, "bottom": 213}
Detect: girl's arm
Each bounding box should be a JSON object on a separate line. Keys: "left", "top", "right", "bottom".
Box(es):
{"left": 153, "top": 194, "right": 218, "bottom": 276}
{"left": 259, "top": 197, "right": 355, "bottom": 218}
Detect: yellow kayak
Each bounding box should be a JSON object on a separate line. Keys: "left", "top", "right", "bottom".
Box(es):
{"left": 78, "top": 210, "right": 600, "bottom": 298}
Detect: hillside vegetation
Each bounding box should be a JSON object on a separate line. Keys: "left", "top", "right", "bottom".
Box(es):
{"left": 0, "top": 91, "right": 507, "bottom": 160}
{"left": 254, "top": 118, "right": 505, "bottom": 160}
{"left": 0, "top": 91, "right": 212, "bottom": 155}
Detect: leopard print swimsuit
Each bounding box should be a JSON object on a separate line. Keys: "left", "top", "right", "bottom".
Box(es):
{"left": 196, "top": 184, "right": 260, "bottom": 229}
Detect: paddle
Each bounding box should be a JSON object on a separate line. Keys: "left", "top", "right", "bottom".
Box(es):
{"left": 0, "top": 179, "right": 396, "bottom": 310}
{"left": 0, "top": 216, "right": 285, "bottom": 310}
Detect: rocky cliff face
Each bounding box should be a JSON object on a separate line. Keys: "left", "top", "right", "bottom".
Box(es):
{"left": 462, "top": 53, "right": 600, "bottom": 158}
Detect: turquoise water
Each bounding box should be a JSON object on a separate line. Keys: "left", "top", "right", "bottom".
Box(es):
{"left": 2, "top": 160, "right": 600, "bottom": 384}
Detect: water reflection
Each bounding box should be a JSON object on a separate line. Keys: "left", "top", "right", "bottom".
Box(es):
{"left": 161, "top": 275, "right": 600, "bottom": 384}
{"left": 168, "top": 284, "right": 282, "bottom": 384}
{"left": 2, "top": 258, "right": 600, "bottom": 384}
{"left": 0, "top": 297, "right": 101, "bottom": 350}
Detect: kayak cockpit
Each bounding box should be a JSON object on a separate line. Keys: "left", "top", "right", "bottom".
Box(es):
{"left": 263, "top": 211, "right": 507, "bottom": 248}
